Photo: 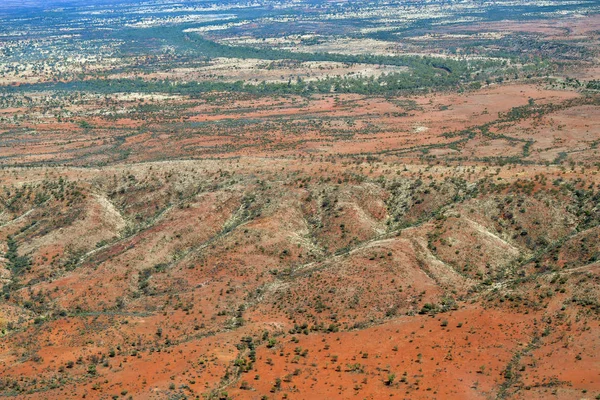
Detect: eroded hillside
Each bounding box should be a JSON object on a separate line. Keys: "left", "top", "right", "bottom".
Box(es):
{"left": 0, "top": 157, "right": 599, "bottom": 399}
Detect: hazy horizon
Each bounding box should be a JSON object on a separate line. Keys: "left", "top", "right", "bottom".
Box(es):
{"left": 0, "top": 0, "right": 143, "bottom": 11}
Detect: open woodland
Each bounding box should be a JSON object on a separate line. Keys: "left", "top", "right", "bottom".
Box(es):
{"left": 0, "top": 0, "right": 600, "bottom": 399}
